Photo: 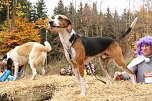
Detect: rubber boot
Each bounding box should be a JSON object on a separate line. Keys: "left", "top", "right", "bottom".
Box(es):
{"left": 8, "top": 75, "right": 14, "bottom": 81}
{"left": 0, "top": 69, "right": 7, "bottom": 79}
{"left": 18, "top": 70, "right": 22, "bottom": 77}
{"left": 0, "top": 69, "right": 11, "bottom": 82}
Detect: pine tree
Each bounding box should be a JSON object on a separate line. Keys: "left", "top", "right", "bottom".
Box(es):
{"left": 35, "top": 0, "right": 47, "bottom": 19}
{"left": 113, "top": 10, "right": 120, "bottom": 39}
{"left": 53, "top": 0, "right": 67, "bottom": 15}
{"left": 102, "top": 7, "right": 115, "bottom": 38}
{"left": 90, "top": 2, "right": 98, "bottom": 36}
{"left": 77, "top": 2, "right": 83, "bottom": 34}
{"left": 68, "top": 2, "right": 76, "bottom": 29}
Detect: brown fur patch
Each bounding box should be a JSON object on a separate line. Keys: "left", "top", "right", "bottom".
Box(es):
{"left": 17, "top": 42, "right": 35, "bottom": 57}
{"left": 58, "top": 15, "right": 72, "bottom": 33}
{"left": 105, "top": 41, "right": 134, "bottom": 74}
{"left": 72, "top": 38, "right": 86, "bottom": 77}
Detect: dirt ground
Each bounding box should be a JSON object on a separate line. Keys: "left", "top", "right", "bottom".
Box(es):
{"left": 1, "top": 73, "right": 152, "bottom": 101}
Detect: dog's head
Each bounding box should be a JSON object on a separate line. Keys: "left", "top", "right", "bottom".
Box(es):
{"left": 2, "top": 50, "right": 12, "bottom": 63}
{"left": 2, "top": 53, "right": 13, "bottom": 68}
{"left": 49, "top": 15, "right": 72, "bottom": 33}
{"left": 2, "top": 54, "right": 7, "bottom": 64}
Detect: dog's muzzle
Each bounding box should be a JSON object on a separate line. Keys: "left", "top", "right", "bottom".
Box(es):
{"left": 49, "top": 21, "right": 54, "bottom": 26}
{"left": 49, "top": 21, "right": 65, "bottom": 28}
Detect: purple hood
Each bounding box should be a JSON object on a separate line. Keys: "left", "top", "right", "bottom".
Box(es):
{"left": 136, "top": 35, "right": 152, "bottom": 55}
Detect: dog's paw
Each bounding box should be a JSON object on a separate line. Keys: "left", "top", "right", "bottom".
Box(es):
{"left": 79, "top": 92, "right": 85, "bottom": 96}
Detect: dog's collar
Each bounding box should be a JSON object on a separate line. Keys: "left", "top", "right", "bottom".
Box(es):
{"left": 69, "top": 33, "right": 79, "bottom": 44}
{"left": 65, "top": 33, "right": 79, "bottom": 60}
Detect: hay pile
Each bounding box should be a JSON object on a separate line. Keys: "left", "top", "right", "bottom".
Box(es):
{"left": 1, "top": 62, "right": 152, "bottom": 101}
{"left": 1, "top": 74, "right": 152, "bottom": 101}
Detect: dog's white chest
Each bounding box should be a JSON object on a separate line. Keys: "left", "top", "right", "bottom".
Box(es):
{"left": 59, "top": 30, "right": 76, "bottom": 62}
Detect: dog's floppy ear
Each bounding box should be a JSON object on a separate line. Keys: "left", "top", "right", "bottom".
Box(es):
{"left": 66, "top": 19, "right": 72, "bottom": 33}
{"left": 2, "top": 54, "right": 7, "bottom": 59}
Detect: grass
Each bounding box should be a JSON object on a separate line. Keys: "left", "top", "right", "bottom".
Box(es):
{"left": 1, "top": 55, "right": 141, "bottom": 101}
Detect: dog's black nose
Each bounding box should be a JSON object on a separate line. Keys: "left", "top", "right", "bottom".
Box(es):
{"left": 49, "top": 21, "right": 54, "bottom": 26}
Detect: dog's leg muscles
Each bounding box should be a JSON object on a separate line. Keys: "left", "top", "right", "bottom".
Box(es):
{"left": 13, "top": 63, "right": 19, "bottom": 80}
{"left": 107, "top": 44, "right": 134, "bottom": 75}
{"left": 77, "top": 64, "right": 86, "bottom": 96}
{"left": 110, "top": 52, "right": 134, "bottom": 75}
{"left": 30, "top": 63, "right": 37, "bottom": 80}
{"left": 99, "top": 58, "right": 112, "bottom": 81}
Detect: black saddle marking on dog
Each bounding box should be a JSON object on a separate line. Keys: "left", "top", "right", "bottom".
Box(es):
{"left": 81, "top": 36, "right": 115, "bottom": 56}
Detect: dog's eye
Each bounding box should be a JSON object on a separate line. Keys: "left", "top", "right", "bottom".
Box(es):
{"left": 58, "top": 16, "right": 64, "bottom": 20}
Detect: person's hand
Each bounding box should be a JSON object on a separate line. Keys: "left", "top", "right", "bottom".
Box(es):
{"left": 113, "top": 72, "right": 123, "bottom": 81}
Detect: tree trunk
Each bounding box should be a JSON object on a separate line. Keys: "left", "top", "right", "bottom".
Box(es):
{"left": 6, "top": 0, "right": 9, "bottom": 32}
{"left": 11, "top": 0, "right": 18, "bottom": 30}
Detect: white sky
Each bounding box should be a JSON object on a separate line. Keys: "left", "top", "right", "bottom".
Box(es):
{"left": 29, "top": 0, "right": 143, "bottom": 17}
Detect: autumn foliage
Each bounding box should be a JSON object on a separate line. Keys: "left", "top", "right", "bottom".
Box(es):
{"left": 0, "top": 17, "right": 49, "bottom": 55}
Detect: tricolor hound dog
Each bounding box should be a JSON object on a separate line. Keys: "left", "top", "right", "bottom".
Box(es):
{"left": 49, "top": 15, "right": 138, "bottom": 96}
{"left": 3, "top": 41, "right": 52, "bottom": 80}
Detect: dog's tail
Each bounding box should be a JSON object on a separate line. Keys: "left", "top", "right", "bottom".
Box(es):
{"left": 34, "top": 41, "right": 52, "bottom": 52}
{"left": 119, "top": 17, "right": 138, "bottom": 40}
{"left": 43, "top": 41, "right": 52, "bottom": 52}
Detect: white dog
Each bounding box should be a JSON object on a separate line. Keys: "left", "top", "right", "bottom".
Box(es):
{"left": 4, "top": 41, "right": 52, "bottom": 80}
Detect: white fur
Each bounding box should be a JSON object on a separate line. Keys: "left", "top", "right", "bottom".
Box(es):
{"left": 44, "top": 41, "right": 52, "bottom": 51}
{"left": 6, "top": 42, "right": 51, "bottom": 80}
{"left": 130, "top": 17, "right": 138, "bottom": 28}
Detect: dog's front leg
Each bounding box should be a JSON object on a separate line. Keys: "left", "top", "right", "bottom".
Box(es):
{"left": 29, "top": 63, "right": 37, "bottom": 80}
{"left": 77, "top": 64, "right": 86, "bottom": 96}
{"left": 68, "top": 62, "right": 81, "bottom": 87}
{"left": 73, "top": 67, "right": 81, "bottom": 87}
{"left": 99, "top": 57, "right": 112, "bottom": 81}
{"left": 13, "top": 63, "right": 19, "bottom": 80}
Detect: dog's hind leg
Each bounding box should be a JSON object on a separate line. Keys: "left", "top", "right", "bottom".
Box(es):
{"left": 107, "top": 43, "right": 134, "bottom": 75}
{"left": 114, "top": 58, "right": 134, "bottom": 75}
{"left": 99, "top": 57, "right": 112, "bottom": 81}
{"left": 42, "top": 67, "right": 45, "bottom": 75}
{"left": 29, "top": 63, "right": 37, "bottom": 80}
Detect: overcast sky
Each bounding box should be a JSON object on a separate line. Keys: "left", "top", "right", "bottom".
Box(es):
{"left": 29, "top": 0, "right": 142, "bottom": 17}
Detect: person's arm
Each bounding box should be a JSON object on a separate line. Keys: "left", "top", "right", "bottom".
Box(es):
{"left": 114, "top": 66, "right": 137, "bottom": 84}
{"left": 113, "top": 71, "right": 131, "bottom": 80}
